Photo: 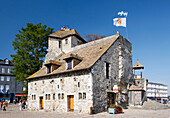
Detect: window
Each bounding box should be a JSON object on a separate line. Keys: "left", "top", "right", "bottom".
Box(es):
{"left": 34, "top": 95, "right": 36, "bottom": 100}
{"left": 66, "top": 60, "right": 73, "bottom": 70}
{"left": 58, "top": 93, "right": 60, "bottom": 99}
{"left": 83, "top": 93, "right": 86, "bottom": 99}
{"left": 79, "top": 92, "right": 86, "bottom": 99}
{"left": 65, "top": 39, "right": 68, "bottom": 44}
{"left": 105, "top": 62, "right": 110, "bottom": 79}
{"left": 6, "top": 85, "right": 9, "bottom": 90}
{"left": 0, "top": 85, "right": 4, "bottom": 90}
{"left": 7, "top": 76, "right": 10, "bottom": 81}
{"left": 7, "top": 68, "right": 10, "bottom": 73}
{"left": 59, "top": 40, "right": 61, "bottom": 48}
{"left": 1, "top": 76, "right": 4, "bottom": 81}
{"left": 31, "top": 94, "right": 36, "bottom": 100}
{"left": 23, "top": 87, "right": 26, "bottom": 91}
{"left": 46, "top": 65, "right": 51, "bottom": 74}
{"left": 48, "top": 94, "right": 50, "bottom": 100}
{"left": 62, "top": 93, "right": 64, "bottom": 99}
{"left": 79, "top": 93, "right": 82, "bottom": 99}
{"left": 45, "top": 94, "right": 48, "bottom": 100}
{"left": 53, "top": 94, "right": 55, "bottom": 100}
{"left": 78, "top": 82, "right": 80, "bottom": 87}
{"left": 45, "top": 94, "right": 50, "bottom": 100}
{"left": 5, "top": 60, "right": 9, "bottom": 64}
{"left": 2, "top": 68, "right": 5, "bottom": 73}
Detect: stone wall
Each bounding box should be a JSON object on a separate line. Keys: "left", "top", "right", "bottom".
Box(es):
{"left": 28, "top": 70, "right": 93, "bottom": 113}
{"left": 90, "top": 36, "right": 132, "bottom": 113}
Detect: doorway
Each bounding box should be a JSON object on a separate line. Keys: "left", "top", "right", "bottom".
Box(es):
{"left": 39, "top": 96, "right": 44, "bottom": 109}
{"left": 67, "top": 95, "right": 74, "bottom": 111}
{"left": 107, "top": 92, "right": 116, "bottom": 108}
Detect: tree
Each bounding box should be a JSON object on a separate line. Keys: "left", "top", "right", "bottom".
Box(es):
{"left": 85, "top": 34, "right": 105, "bottom": 42}
{"left": 11, "top": 23, "right": 54, "bottom": 92}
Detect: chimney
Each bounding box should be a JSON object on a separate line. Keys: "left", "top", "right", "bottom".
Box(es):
{"left": 65, "top": 25, "right": 70, "bottom": 31}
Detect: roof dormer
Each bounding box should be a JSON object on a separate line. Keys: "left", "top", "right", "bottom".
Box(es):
{"left": 44, "top": 60, "right": 61, "bottom": 74}
{"left": 5, "top": 58, "right": 9, "bottom": 64}
{"left": 63, "top": 54, "right": 82, "bottom": 70}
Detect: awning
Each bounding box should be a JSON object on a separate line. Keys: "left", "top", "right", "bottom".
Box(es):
{"left": 15, "top": 93, "right": 27, "bottom": 97}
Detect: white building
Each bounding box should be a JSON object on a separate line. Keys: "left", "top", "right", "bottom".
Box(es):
{"left": 147, "top": 82, "right": 168, "bottom": 101}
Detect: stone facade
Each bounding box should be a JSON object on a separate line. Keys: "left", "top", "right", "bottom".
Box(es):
{"left": 91, "top": 36, "right": 132, "bottom": 113}
{"left": 27, "top": 28, "right": 133, "bottom": 114}
{"left": 28, "top": 70, "right": 93, "bottom": 113}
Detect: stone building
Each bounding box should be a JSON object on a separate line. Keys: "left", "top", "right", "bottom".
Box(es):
{"left": 0, "top": 58, "right": 26, "bottom": 103}
{"left": 128, "top": 60, "right": 148, "bottom": 105}
{"left": 27, "top": 26, "right": 133, "bottom": 113}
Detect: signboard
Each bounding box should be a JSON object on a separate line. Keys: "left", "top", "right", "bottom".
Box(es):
{"left": 113, "top": 85, "right": 118, "bottom": 93}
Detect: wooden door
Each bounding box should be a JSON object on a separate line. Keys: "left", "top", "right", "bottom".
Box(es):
{"left": 40, "top": 97, "right": 44, "bottom": 109}
{"left": 68, "top": 95, "right": 74, "bottom": 111}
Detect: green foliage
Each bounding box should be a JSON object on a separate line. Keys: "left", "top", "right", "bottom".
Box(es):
{"left": 21, "top": 95, "right": 27, "bottom": 100}
{"left": 11, "top": 23, "right": 54, "bottom": 93}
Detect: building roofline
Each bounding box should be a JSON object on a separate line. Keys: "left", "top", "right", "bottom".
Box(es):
{"left": 148, "top": 82, "right": 167, "bottom": 86}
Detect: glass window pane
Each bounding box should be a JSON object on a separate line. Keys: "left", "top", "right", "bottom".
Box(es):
{"left": 1, "top": 76, "right": 4, "bottom": 81}
{"left": 7, "top": 76, "right": 10, "bottom": 81}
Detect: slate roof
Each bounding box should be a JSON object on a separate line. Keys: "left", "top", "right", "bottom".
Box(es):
{"left": 27, "top": 34, "right": 120, "bottom": 79}
{"left": 49, "top": 29, "right": 86, "bottom": 43}
{"left": 133, "top": 59, "right": 144, "bottom": 69}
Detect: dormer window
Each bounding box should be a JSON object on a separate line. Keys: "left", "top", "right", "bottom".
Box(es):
{"left": 5, "top": 59, "right": 9, "bottom": 64}
{"left": 44, "top": 60, "right": 61, "bottom": 74}
{"left": 66, "top": 59, "right": 73, "bottom": 70}
{"left": 46, "top": 65, "right": 51, "bottom": 74}
{"left": 63, "top": 53, "right": 82, "bottom": 70}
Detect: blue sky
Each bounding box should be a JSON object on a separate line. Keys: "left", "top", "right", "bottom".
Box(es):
{"left": 0, "top": 0, "right": 170, "bottom": 95}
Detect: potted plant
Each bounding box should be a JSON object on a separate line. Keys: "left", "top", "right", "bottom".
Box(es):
{"left": 107, "top": 104, "right": 123, "bottom": 114}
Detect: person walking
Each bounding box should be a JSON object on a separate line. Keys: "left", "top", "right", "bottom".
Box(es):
{"left": 23, "top": 100, "right": 26, "bottom": 109}
{"left": 3, "top": 100, "right": 7, "bottom": 111}
{"left": 1, "top": 100, "right": 3, "bottom": 109}
{"left": 19, "top": 100, "right": 22, "bottom": 111}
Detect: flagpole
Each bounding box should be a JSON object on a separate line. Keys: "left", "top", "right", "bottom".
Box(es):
{"left": 126, "top": 12, "right": 128, "bottom": 40}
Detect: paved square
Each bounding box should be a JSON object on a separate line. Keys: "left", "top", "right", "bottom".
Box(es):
{"left": 0, "top": 104, "right": 170, "bottom": 118}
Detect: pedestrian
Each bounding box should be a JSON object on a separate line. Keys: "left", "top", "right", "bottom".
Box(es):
{"left": 3, "top": 100, "right": 7, "bottom": 111}
{"left": 19, "top": 100, "right": 22, "bottom": 111}
{"left": 0, "top": 100, "right": 3, "bottom": 109}
{"left": 23, "top": 100, "right": 26, "bottom": 109}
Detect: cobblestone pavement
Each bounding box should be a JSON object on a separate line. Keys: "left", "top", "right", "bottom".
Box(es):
{"left": 0, "top": 104, "right": 170, "bottom": 118}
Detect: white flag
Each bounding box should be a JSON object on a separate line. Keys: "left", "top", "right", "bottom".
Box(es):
{"left": 113, "top": 18, "right": 126, "bottom": 27}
